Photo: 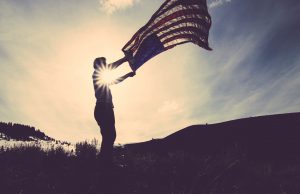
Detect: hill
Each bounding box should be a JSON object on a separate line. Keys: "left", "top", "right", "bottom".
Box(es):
{"left": 0, "top": 122, "right": 53, "bottom": 141}
{"left": 1, "top": 113, "right": 300, "bottom": 193}
{"left": 125, "top": 112, "right": 300, "bottom": 159}
{"left": 0, "top": 122, "right": 72, "bottom": 151}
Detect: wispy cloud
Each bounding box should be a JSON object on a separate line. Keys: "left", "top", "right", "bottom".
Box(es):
{"left": 98, "top": 0, "right": 231, "bottom": 13}
{"left": 158, "top": 100, "right": 183, "bottom": 114}
{"left": 209, "top": 0, "right": 232, "bottom": 8}
{"left": 99, "top": 0, "right": 140, "bottom": 14}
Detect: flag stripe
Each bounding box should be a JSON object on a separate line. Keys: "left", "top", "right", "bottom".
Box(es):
{"left": 131, "top": 16, "right": 209, "bottom": 55}
{"left": 130, "top": 9, "right": 210, "bottom": 53}
{"left": 123, "top": 0, "right": 172, "bottom": 50}
{"left": 155, "top": 0, "right": 207, "bottom": 19}
{"left": 155, "top": 4, "right": 207, "bottom": 23}
{"left": 126, "top": 9, "right": 209, "bottom": 53}
{"left": 122, "top": 0, "right": 212, "bottom": 71}
{"left": 156, "top": 0, "right": 207, "bottom": 17}
{"left": 164, "top": 39, "right": 209, "bottom": 50}
{"left": 162, "top": 32, "right": 206, "bottom": 44}
{"left": 123, "top": 0, "right": 210, "bottom": 50}
{"left": 156, "top": 18, "right": 210, "bottom": 37}
{"left": 158, "top": 26, "right": 208, "bottom": 42}
{"left": 149, "top": 6, "right": 208, "bottom": 31}
{"left": 124, "top": 2, "right": 210, "bottom": 53}
{"left": 162, "top": 33, "right": 210, "bottom": 49}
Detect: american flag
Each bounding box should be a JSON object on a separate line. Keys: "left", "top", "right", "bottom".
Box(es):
{"left": 122, "top": 0, "right": 212, "bottom": 71}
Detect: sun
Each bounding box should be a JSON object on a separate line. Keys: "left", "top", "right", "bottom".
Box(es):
{"left": 95, "top": 66, "right": 119, "bottom": 86}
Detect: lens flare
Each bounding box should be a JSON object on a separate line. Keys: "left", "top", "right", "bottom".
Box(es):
{"left": 101, "top": 69, "right": 116, "bottom": 84}
{"left": 94, "top": 66, "right": 119, "bottom": 86}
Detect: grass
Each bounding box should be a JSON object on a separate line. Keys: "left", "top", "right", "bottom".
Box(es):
{"left": 0, "top": 142, "right": 300, "bottom": 194}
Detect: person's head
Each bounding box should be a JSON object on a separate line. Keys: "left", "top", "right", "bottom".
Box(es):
{"left": 93, "top": 57, "right": 106, "bottom": 69}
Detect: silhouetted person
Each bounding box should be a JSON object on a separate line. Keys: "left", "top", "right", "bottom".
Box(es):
{"left": 93, "top": 57, "right": 135, "bottom": 166}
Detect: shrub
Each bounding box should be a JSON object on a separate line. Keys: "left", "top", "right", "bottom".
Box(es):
{"left": 75, "top": 141, "right": 97, "bottom": 159}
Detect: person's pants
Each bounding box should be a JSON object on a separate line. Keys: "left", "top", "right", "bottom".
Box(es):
{"left": 94, "top": 103, "right": 116, "bottom": 163}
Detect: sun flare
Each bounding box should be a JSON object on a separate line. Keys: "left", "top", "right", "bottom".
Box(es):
{"left": 95, "top": 66, "right": 119, "bottom": 85}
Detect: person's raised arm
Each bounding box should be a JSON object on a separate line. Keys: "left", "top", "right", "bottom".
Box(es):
{"left": 108, "top": 56, "right": 127, "bottom": 69}
{"left": 111, "top": 71, "right": 135, "bottom": 85}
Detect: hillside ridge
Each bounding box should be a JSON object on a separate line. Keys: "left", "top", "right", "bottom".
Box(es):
{"left": 125, "top": 112, "right": 300, "bottom": 158}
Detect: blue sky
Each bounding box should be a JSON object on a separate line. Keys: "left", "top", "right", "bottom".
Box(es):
{"left": 0, "top": 0, "right": 299, "bottom": 143}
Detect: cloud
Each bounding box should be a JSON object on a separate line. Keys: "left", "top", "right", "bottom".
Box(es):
{"left": 98, "top": 0, "right": 231, "bottom": 13}
{"left": 187, "top": 0, "right": 300, "bottom": 123}
{"left": 209, "top": 0, "right": 232, "bottom": 8}
{"left": 99, "top": 0, "right": 140, "bottom": 14}
{"left": 158, "top": 100, "right": 183, "bottom": 114}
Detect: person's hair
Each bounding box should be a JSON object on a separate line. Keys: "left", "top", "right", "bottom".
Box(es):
{"left": 93, "top": 57, "right": 106, "bottom": 69}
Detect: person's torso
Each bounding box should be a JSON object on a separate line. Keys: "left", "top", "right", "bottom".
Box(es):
{"left": 93, "top": 71, "right": 114, "bottom": 108}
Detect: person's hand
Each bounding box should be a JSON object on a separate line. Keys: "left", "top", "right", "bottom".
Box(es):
{"left": 107, "top": 63, "right": 115, "bottom": 69}
{"left": 128, "top": 71, "right": 136, "bottom": 77}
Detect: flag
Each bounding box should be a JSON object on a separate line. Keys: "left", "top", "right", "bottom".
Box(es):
{"left": 122, "top": 0, "right": 212, "bottom": 71}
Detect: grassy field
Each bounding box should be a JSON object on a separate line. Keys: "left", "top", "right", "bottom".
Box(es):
{"left": 1, "top": 141, "right": 300, "bottom": 194}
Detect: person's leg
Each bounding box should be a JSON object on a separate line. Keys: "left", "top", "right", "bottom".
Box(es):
{"left": 100, "top": 107, "right": 116, "bottom": 163}
{"left": 99, "top": 123, "right": 116, "bottom": 163}
{"left": 94, "top": 104, "right": 116, "bottom": 164}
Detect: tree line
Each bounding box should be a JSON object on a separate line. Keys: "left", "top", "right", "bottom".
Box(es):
{"left": 0, "top": 122, "right": 53, "bottom": 141}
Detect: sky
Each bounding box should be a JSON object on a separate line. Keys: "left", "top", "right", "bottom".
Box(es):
{"left": 0, "top": 0, "right": 299, "bottom": 144}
